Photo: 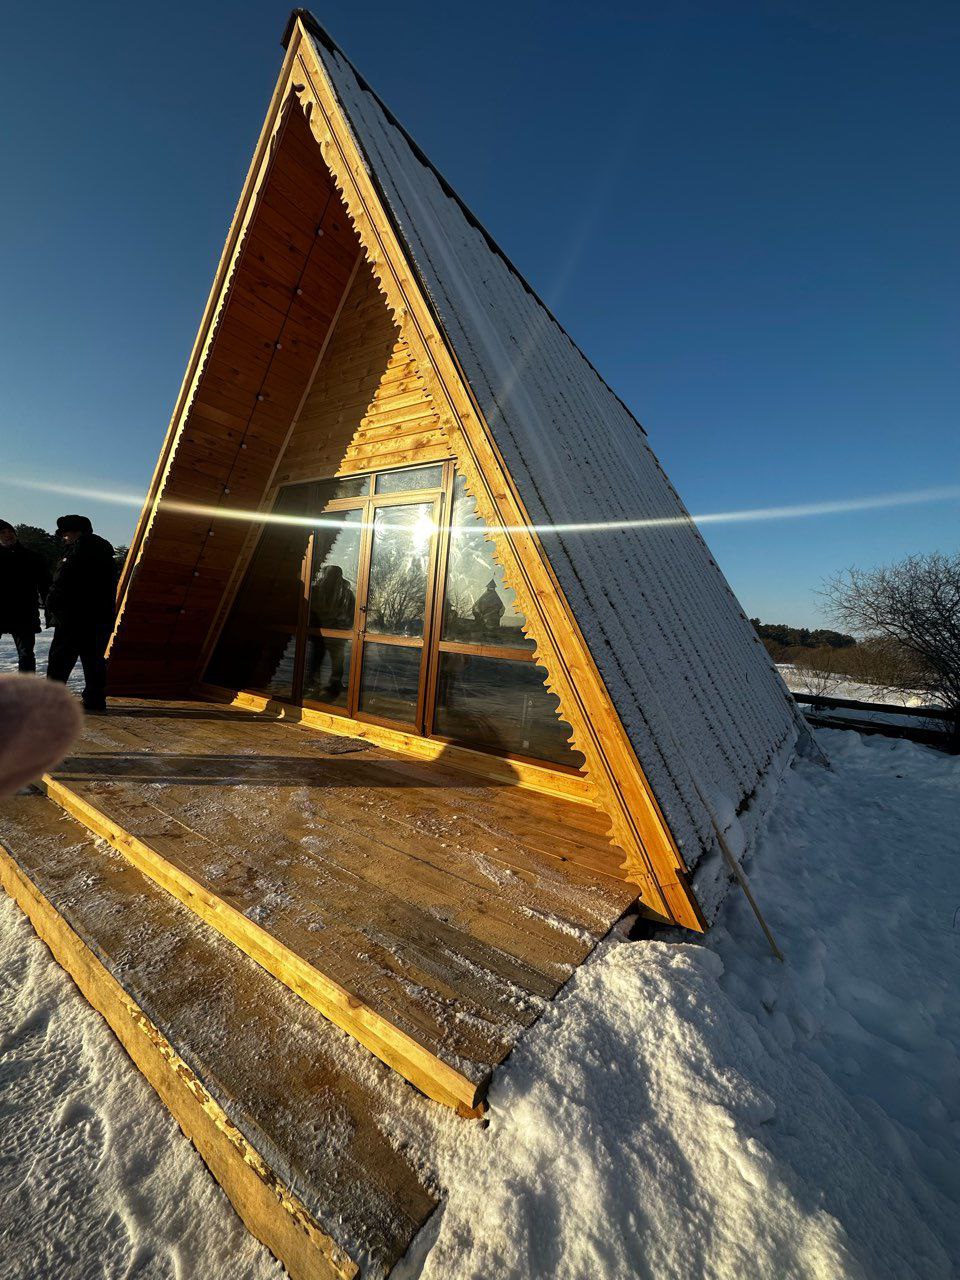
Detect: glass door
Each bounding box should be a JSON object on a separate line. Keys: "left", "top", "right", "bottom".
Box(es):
{"left": 355, "top": 498, "right": 440, "bottom": 728}
{"left": 207, "top": 461, "right": 584, "bottom": 768}
{"left": 296, "top": 468, "right": 444, "bottom": 732}
{"left": 301, "top": 507, "right": 365, "bottom": 711}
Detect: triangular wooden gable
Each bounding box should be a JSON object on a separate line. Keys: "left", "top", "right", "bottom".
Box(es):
{"left": 112, "top": 13, "right": 810, "bottom": 932}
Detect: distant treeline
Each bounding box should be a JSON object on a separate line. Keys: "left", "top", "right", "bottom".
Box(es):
{"left": 750, "top": 615, "right": 924, "bottom": 697}
{"left": 749, "top": 619, "right": 856, "bottom": 650}
{"left": 13, "top": 523, "right": 128, "bottom": 572}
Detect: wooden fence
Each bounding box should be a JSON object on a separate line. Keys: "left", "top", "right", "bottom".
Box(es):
{"left": 791, "top": 691, "right": 958, "bottom": 752}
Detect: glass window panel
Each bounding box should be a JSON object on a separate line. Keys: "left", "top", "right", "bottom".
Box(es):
{"left": 375, "top": 465, "right": 442, "bottom": 495}
{"left": 358, "top": 642, "right": 422, "bottom": 723}
{"left": 442, "top": 475, "right": 534, "bottom": 650}
{"left": 433, "top": 653, "right": 584, "bottom": 767}
{"left": 207, "top": 626, "right": 297, "bottom": 701}
{"left": 302, "top": 635, "right": 352, "bottom": 707}
{"left": 365, "top": 503, "right": 434, "bottom": 638}
{"left": 253, "top": 630, "right": 298, "bottom": 701}
{"left": 325, "top": 474, "right": 369, "bottom": 500}
{"left": 309, "top": 510, "right": 362, "bottom": 629}
{"left": 205, "top": 484, "right": 313, "bottom": 691}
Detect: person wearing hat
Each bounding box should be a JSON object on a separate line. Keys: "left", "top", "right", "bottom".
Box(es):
{"left": 0, "top": 520, "right": 51, "bottom": 674}
{"left": 46, "top": 515, "right": 118, "bottom": 712}
{"left": 471, "top": 578, "right": 506, "bottom": 638}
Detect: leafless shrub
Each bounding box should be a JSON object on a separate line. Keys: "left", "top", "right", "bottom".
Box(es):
{"left": 821, "top": 552, "right": 960, "bottom": 745}
{"left": 791, "top": 646, "right": 845, "bottom": 697}
{"left": 842, "top": 636, "right": 926, "bottom": 698}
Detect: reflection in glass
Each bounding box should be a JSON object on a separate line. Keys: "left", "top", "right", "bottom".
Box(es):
{"left": 375, "top": 465, "right": 442, "bottom": 495}
{"left": 310, "top": 510, "right": 362, "bottom": 629}
{"left": 442, "top": 475, "right": 533, "bottom": 649}
{"left": 207, "top": 627, "right": 298, "bottom": 700}
{"left": 254, "top": 631, "right": 298, "bottom": 700}
{"left": 433, "top": 653, "right": 584, "bottom": 767}
{"left": 325, "top": 474, "right": 370, "bottom": 500}
{"left": 205, "top": 484, "right": 314, "bottom": 692}
{"left": 302, "top": 635, "right": 352, "bottom": 707}
{"left": 365, "top": 504, "right": 433, "bottom": 638}
{"left": 358, "top": 642, "right": 422, "bottom": 723}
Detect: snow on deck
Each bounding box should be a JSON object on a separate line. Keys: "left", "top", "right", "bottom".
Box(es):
{"left": 309, "top": 30, "right": 807, "bottom": 884}
{"left": 2, "top": 728, "right": 956, "bottom": 1278}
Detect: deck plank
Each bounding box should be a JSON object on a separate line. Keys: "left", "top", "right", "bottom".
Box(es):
{"left": 0, "top": 792, "right": 438, "bottom": 1280}
{"left": 46, "top": 699, "right": 637, "bottom": 1107}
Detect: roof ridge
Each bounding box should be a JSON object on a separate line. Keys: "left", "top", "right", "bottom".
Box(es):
{"left": 282, "top": 8, "right": 648, "bottom": 437}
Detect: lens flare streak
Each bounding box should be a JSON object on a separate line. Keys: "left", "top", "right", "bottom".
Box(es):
{"left": 5, "top": 474, "right": 960, "bottom": 537}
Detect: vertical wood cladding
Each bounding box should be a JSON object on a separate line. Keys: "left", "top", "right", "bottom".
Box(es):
{"left": 275, "top": 262, "right": 452, "bottom": 486}
{"left": 109, "top": 107, "right": 361, "bottom": 694}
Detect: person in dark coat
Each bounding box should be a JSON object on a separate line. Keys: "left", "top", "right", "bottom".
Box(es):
{"left": 0, "top": 520, "right": 51, "bottom": 673}
{"left": 46, "top": 515, "right": 119, "bottom": 712}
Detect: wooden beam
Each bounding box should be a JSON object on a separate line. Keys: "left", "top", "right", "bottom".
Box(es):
{"left": 0, "top": 838, "right": 358, "bottom": 1280}
{"left": 114, "top": 42, "right": 302, "bottom": 614}
{"left": 198, "top": 683, "right": 599, "bottom": 806}
{"left": 110, "top": 105, "right": 360, "bottom": 697}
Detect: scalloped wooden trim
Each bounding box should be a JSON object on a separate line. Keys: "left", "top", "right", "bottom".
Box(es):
{"left": 289, "top": 24, "right": 704, "bottom": 931}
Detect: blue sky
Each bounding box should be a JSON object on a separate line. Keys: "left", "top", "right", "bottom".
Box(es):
{"left": 1, "top": 1, "right": 956, "bottom": 626}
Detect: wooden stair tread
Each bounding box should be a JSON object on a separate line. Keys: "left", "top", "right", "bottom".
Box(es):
{"left": 43, "top": 700, "right": 636, "bottom": 1109}
{"left": 0, "top": 792, "right": 438, "bottom": 1280}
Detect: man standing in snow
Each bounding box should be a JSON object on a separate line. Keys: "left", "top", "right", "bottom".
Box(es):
{"left": 0, "top": 519, "right": 51, "bottom": 674}
{"left": 46, "top": 515, "right": 119, "bottom": 712}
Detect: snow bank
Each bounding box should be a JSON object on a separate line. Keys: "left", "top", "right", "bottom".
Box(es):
{"left": 777, "top": 664, "right": 933, "bottom": 708}
{"left": 409, "top": 732, "right": 959, "bottom": 1279}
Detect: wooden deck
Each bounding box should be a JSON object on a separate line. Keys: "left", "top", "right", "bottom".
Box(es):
{"left": 0, "top": 792, "right": 436, "bottom": 1279}
{"left": 43, "top": 699, "right": 638, "bottom": 1110}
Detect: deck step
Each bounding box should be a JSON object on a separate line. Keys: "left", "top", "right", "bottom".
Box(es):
{"left": 0, "top": 791, "right": 438, "bottom": 1280}
{"left": 38, "top": 700, "right": 637, "bottom": 1112}
{"left": 43, "top": 773, "right": 487, "bottom": 1111}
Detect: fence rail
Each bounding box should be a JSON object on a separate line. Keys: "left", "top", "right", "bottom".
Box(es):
{"left": 790, "top": 691, "right": 954, "bottom": 720}
{"left": 790, "top": 691, "right": 958, "bottom": 751}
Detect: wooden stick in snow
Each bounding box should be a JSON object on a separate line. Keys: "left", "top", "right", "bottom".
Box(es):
{"left": 711, "top": 820, "right": 784, "bottom": 962}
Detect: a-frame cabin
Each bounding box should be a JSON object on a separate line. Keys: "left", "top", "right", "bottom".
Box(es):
{"left": 0, "top": 13, "right": 813, "bottom": 1277}
{"left": 109, "top": 9, "right": 808, "bottom": 931}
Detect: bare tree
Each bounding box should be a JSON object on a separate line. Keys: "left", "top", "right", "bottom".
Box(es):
{"left": 821, "top": 552, "right": 960, "bottom": 748}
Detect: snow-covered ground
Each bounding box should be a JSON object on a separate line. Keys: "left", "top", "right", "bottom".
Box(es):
{"left": 0, "top": 896, "right": 284, "bottom": 1280}
{"left": 1, "top": 729, "right": 958, "bottom": 1278}
{"left": 0, "top": 630, "right": 83, "bottom": 690}
{"left": 777, "top": 663, "right": 932, "bottom": 707}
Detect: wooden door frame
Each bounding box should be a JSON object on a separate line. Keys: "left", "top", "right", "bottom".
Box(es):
{"left": 242, "top": 456, "right": 589, "bottom": 766}
{"left": 295, "top": 468, "right": 447, "bottom": 734}
{"left": 352, "top": 491, "right": 442, "bottom": 735}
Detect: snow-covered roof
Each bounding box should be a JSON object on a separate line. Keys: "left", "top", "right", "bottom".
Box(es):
{"left": 306, "top": 21, "right": 807, "bottom": 891}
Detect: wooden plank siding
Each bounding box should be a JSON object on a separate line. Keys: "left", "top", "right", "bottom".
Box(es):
{"left": 275, "top": 262, "right": 452, "bottom": 486}
{"left": 108, "top": 106, "right": 362, "bottom": 695}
